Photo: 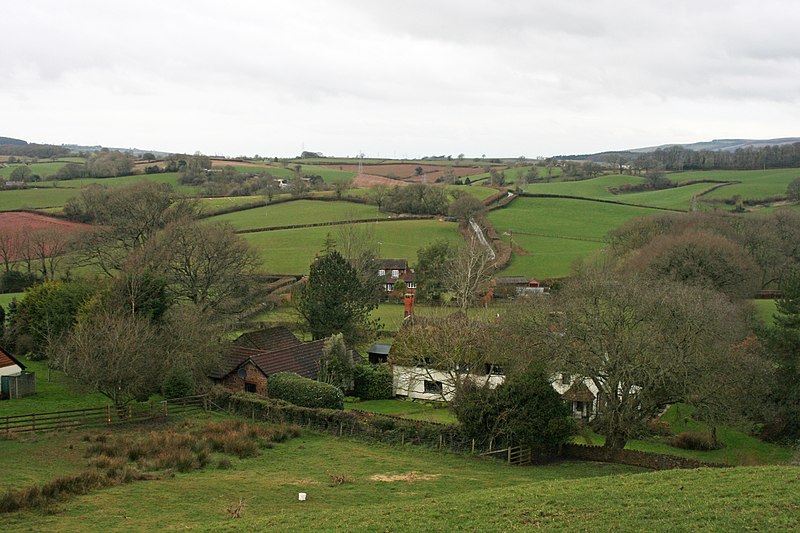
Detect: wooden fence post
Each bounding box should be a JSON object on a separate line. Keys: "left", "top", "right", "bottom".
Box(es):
{"left": 471, "top": 439, "right": 475, "bottom": 454}
{"left": 438, "top": 433, "right": 442, "bottom": 451}
{"left": 508, "top": 446, "right": 512, "bottom": 464}
{"left": 401, "top": 431, "right": 405, "bottom": 447}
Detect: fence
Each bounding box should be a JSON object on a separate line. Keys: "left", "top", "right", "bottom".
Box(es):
{"left": 2, "top": 395, "right": 209, "bottom": 435}
{"left": 212, "top": 389, "right": 535, "bottom": 465}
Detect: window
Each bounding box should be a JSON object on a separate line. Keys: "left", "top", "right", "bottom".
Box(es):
{"left": 244, "top": 382, "right": 257, "bottom": 393}
{"left": 378, "top": 269, "right": 386, "bottom": 276}
{"left": 392, "top": 269, "right": 400, "bottom": 277}
{"left": 485, "top": 363, "right": 504, "bottom": 376}
{"left": 561, "top": 373, "right": 570, "bottom": 385}
{"left": 423, "top": 380, "right": 443, "bottom": 395}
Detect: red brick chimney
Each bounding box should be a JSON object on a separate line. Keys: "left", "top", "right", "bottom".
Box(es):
{"left": 403, "top": 293, "right": 415, "bottom": 318}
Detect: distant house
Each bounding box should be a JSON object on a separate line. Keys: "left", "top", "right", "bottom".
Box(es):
{"left": 489, "top": 276, "right": 548, "bottom": 300}
{"left": 377, "top": 259, "right": 416, "bottom": 294}
{"left": 552, "top": 373, "right": 601, "bottom": 420}
{"left": 209, "top": 326, "right": 325, "bottom": 395}
{"left": 0, "top": 347, "right": 35, "bottom": 400}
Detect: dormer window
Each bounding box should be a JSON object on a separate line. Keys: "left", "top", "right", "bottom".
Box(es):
{"left": 378, "top": 269, "right": 386, "bottom": 276}
{"left": 392, "top": 269, "right": 400, "bottom": 277}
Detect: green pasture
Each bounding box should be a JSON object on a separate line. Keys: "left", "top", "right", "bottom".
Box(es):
{"left": 489, "top": 197, "right": 661, "bottom": 278}
{"left": 242, "top": 219, "right": 461, "bottom": 274}
{"left": 0, "top": 187, "right": 81, "bottom": 211}
{"left": 490, "top": 197, "right": 656, "bottom": 242}
{"left": 613, "top": 182, "right": 717, "bottom": 209}
{"left": 2, "top": 419, "right": 797, "bottom": 531}
{"left": 206, "top": 200, "right": 385, "bottom": 231}
{"left": 45, "top": 172, "right": 199, "bottom": 195}
{"left": 668, "top": 168, "right": 800, "bottom": 201}
{"left": 196, "top": 196, "right": 264, "bottom": 214}
{"left": 525, "top": 174, "right": 644, "bottom": 197}
{"left": 0, "top": 162, "right": 67, "bottom": 179}
{"left": 370, "top": 302, "right": 504, "bottom": 332}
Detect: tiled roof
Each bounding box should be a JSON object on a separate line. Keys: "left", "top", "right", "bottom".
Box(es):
{"left": 233, "top": 326, "right": 302, "bottom": 352}
{"left": 0, "top": 347, "right": 24, "bottom": 370}
{"left": 377, "top": 258, "right": 408, "bottom": 271}
{"left": 561, "top": 381, "right": 596, "bottom": 403}
{"left": 210, "top": 337, "right": 325, "bottom": 381}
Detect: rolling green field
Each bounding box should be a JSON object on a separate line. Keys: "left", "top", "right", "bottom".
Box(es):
{"left": 0, "top": 292, "right": 23, "bottom": 308}
{"left": 345, "top": 399, "right": 457, "bottom": 424}
{"left": 0, "top": 162, "right": 68, "bottom": 179}
{"left": 0, "top": 174, "right": 201, "bottom": 211}
{"left": 242, "top": 219, "right": 461, "bottom": 274}
{"left": 525, "top": 174, "right": 644, "bottom": 197}
{"left": 1, "top": 419, "right": 797, "bottom": 531}
{"left": 489, "top": 197, "right": 658, "bottom": 277}
{"left": 0, "top": 187, "right": 82, "bottom": 211}
{"left": 668, "top": 168, "right": 800, "bottom": 201}
{"left": 206, "top": 200, "right": 385, "bottom": 230}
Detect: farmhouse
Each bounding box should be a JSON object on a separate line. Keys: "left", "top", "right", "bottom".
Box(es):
{"left": 0, "top": 347, "right": 35, "bottom": 400}
{"left": 209, "top": 326, "right": 325, "bottom": 395}
{"left": 377, "top": 258, "right": 416, "bottom": 294}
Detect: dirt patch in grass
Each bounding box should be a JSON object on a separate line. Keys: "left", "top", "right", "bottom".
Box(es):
{"left": 369, "top": 472, "right": 441, "bottom": 482}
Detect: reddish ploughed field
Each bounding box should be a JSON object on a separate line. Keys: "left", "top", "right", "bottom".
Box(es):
{"left": 0, "top": 212, "right": 88, "bottom": 260}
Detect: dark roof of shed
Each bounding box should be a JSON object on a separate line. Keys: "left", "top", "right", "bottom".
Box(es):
{"left": 367, "top": 343, "right": 392, "bottom": 356}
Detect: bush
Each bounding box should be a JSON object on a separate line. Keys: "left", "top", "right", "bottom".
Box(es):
{"left": 161, "top": 366, "right": 195, "bottom": 399}
{"left": 268, "top": 372, "right": 344, "bottom": 410}
{"left": 353, "top": 363, "right": 393, "bottom": 400}
{"left": 0, "top": 271, "right": 36, "bottom": 293}
{"left": 669, "top": 431, "right": 723, "bottom": 451}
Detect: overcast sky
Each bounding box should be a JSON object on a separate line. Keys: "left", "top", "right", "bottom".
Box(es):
{"left": 3, "top": 1, "right": 800, "bottom": 158}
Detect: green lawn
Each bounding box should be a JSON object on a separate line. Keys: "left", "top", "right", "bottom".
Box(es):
{"left": 2, "top": 419, "right": 798, "bottom": 531}
{"left": 751, "top": 299, "right": 778, "bottom": 325}
{"left": 205, "top": 200, "right": 384, "bottom": 230}
{"left": 488, "top": 197, "right": 659, "bottom": 278}
{"left": 0, "top": 292, "right": 23, "bottom": 308}
{"left": 0, "top": 357, "right": 110, "bottom": 417}
{"left": 243, "top": 219, "right": 461, "bottom": 274}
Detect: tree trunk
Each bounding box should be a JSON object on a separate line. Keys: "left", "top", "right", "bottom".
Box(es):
{"left": 603, "top": 432, "right": 627, "bottom": 450}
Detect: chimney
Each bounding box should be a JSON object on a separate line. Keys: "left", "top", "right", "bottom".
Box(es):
{"left": 403, "top": 293, "right": 415, "bottom": 318}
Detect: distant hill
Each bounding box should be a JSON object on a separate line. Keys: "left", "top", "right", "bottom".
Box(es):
{"left": 61, "top": 144, "right": 172, "bottom": 158}
{"left": 628, "top": 138, "right": 800, "bottom": 154}
{"left": 557, "top": 137, "right": 800, "bottom": 162}
{"left": 0, "top": 136, "right": 28, "bottom": 146}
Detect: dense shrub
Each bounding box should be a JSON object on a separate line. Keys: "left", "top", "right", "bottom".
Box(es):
{"left": 161, "top": 366, "right": 195, "bottom": 399}
{"left": 452, "top": 366, "right": 575, "bottom": 449}
{"left": 268, "top": 372, "right": 344, "bottom": 410}
{"left": 353, "top": 363, "right": 393, "bottom": 400}
{"left": 669, "top": 431, "right": 723, "bottom": 451}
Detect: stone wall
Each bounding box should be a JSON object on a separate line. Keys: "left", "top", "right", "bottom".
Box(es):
{"left": 562, "top": 443, "right": 731, "bottom": 470}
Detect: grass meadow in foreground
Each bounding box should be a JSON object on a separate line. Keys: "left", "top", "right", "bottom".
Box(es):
{"left": 242, "top": 219, "right": 460, "bottom": 274}
{"left": 2, "top": 421, "right": 798, "bottom": 531}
